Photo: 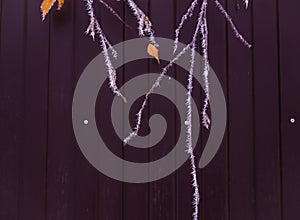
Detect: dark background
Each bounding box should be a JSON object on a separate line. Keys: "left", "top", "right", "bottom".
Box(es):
{"left": 0, "top": 0, "right": 299, "bottom": 219}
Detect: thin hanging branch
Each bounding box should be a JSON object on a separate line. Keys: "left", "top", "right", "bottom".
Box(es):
{"left": 200, "top": 0, "right": 211, "bottom": 129}
{"left": 173, "top": 0, "right": 198, "bottom": 53}
{"left": 98, "top": 0, "right": 133, "bottom": 29}
{"left": 124, "top": 0, "right": 252, "bottom": 218}
{"left": 173, "top": 0, "right": 251, "bottom": 130}
{"left": 85, "top": 0, "right": 127, "bottom": 102}
{"left": 40, "top": 0, "right": 252, "bottom": 219}
{"left": 126, "top": 0, "right": 158, "bottom": 47}
{"left": 40, "top": 0, "right": 159, "bottom": 102}
{"left": 214, "top": 0, "right": 252, "bottom": 48}
{"left": 186, "top": 2, "right": 208, "bottom": 217}
{"left": 123, "top": 2, "right": 210, "bottom": 218}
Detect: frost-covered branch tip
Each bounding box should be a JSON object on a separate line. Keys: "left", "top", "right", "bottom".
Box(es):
{"left": 215, "top": 0, "right": 252, "bottom": 48}
{"left": 126, "top": 0, "right": 158, "bottom": 47}
{"left": 173, "top": 0, "right": 198, "bottom": 54}
{"left": 244, "top": 0, "right": 249, "bottom": 9}
{"left": 85, "top": 0, "right": 127, "bottom": 102}
{"left": 200, "top": 0, "right": 211, "bottom": 129}
{"left": 98, "top": 0, "right": 133, "bottom": 29}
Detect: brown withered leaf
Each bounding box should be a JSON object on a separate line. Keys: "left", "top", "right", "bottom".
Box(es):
{"left": 58, "top": 0, "right": 64, "bottom": 10}
{"left": 40, "top": 0, "right": 64, "bottom": 20}
{"left": 147, "top": 43, "right": 160, "bottom": 64}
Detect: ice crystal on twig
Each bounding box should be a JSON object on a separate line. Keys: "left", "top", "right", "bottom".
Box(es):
{"left": 244, "top": 0, "right": 249, "bottom": 8}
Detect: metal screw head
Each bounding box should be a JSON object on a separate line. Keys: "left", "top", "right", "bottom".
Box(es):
{"left": 290, "top": 118, "right": 296, "bottom": 124}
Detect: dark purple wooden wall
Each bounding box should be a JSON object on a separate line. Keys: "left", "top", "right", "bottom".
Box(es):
{"left": 0, "top": 0, "right": 299, "bottom": 219}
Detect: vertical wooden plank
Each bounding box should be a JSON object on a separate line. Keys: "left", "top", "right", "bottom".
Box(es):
{"left": 97, "top": 1, "right": 124, "bottom": 219}
{"left": 46, "top": 1, "right": 76, "bottom": 219}
{"left": 253, "top": 1, "right": 282, "bottom": 220}
{"left": 227, "top": 0, "right": 255, "bottom": 219}
{"left": 278, "top": 0, "right": 300, "bottom": 219}
{"left": 73, "top": 1, "right": 101, "bottom": 220}
{"left": 123, "top": 1, "right": 149, "bottom": 219}
{"left": 201, "top": 1, "right": 229, "bottom": 220}
{"left": 18, "top": 1, "right": 49, "bottom": 219}
{"left": 148, "top": 0, "right": 176, "bottom": 219}
{"left": 0, "top": 0, "right": 25, "bottom": 219}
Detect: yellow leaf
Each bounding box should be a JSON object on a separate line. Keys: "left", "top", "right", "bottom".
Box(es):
{"left": 40, "top": 0, "right": 64, "bottom": 20}
{"left": 40, "top": 0, "right": 56, "bottom": 20}
{"left": 147, "top": 44, "right": 160, "bottom": 64}
{"left": 57, "top": 0, "right": 64, "bottom": 10}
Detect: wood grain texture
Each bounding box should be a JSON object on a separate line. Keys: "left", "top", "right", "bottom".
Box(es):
{"left": 0, "top": 0, "right": 25, "bottom": 219}
{"left": 253, "top": 0, "right": 282, "bottom": 219}
{"left": 46, "top": 1, "right": 76, "bottom": 219}
{"left": 149, "top": 1, "right": 176, "bottom": 219}
{"left": 0, "top": 0, "right": 298, "bottom": 219}
{"left": 227, "top": 0, "right": 255, "bottom": 219}
{"left": 278, "top": 0, "right": 300, "bottom": 219}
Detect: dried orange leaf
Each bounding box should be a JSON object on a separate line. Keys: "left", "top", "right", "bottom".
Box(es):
{"left": 147, "top": 43, "right": 160, "bottom": 64}
{"left": 40, "top": 0, "right": 56, "bottom": 20}
{"left": 57, "top": 0, "right": 64, "bottom": 10}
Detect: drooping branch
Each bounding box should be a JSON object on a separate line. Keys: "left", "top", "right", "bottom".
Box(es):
{"left": 186, "top": 2, "right": 208, "bottom": 218}
{"left": 215, "top": 0, "right": 252, "bottom": 48}
{"left": 173, "top": 0, "right": 252, "bottom": 130}
{"left": 98, "top": 0, "right": 133, "bottom": 29}
{"left": 40, "top": 0, "right": 252, "bottom": 219}
{"left": 200, "top": 0, "right": 211, "bottom": 129}
{"left": 126, "top": 0, "right": 158, "bottom": 47}
{"left": 85, "top": 0, "right": 127, "bottom": 102}
{"left": 173, "top": 0, "right": 198, "bottom": 53}
{"left": 84, "top": 0, "right": 161, "bottom": 103}
{"left": 125, "top": 0, "right": 252, "bottom": 219}
{"left": 123, "top": 2, "right": 215, "bottom": 218}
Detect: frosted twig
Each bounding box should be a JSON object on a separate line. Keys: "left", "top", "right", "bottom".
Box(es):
{"left": 85, "top": 0, "right": 118, "bottom": 57}
{"left": 85, "top": 0, "right": 126, "bottom": 102}
{"left": 124, "top": 3, "right": 206, "bottom": 219}
{"left": 85, "top": 0, "right": 97, "bottom": 40}
{"left": 126, "top": 0, "right": 158, "bottom": 47}
{"left": 98, "top": 0, "right": 133, "bottom": 29}
{"left": 244, "top": 0, "right": 249, "bottom": 8}
{"left": 174, "top": 0, "right": 198, "bottom": 54}
{"left": 200, "top": 0, "right": 211, "bottom": 129}
{"left": 215, "top": 0, "right": 252, "bottom": 48}
{"left": 126, "top": 0, "right": 144, "bottom": 36}
{"left": 186, "top": 3, "right": 208, "bottom": 218}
